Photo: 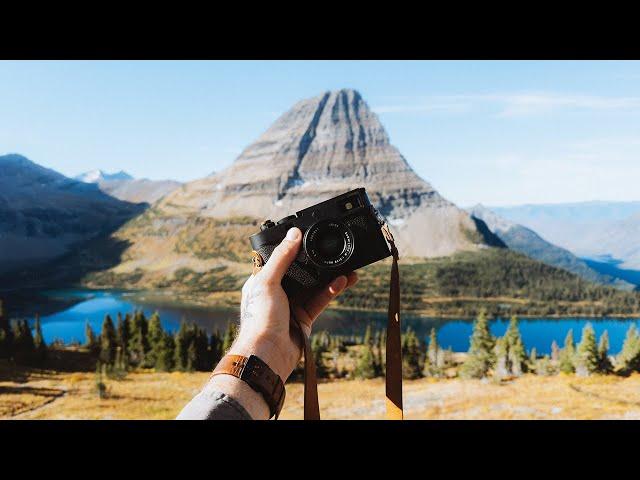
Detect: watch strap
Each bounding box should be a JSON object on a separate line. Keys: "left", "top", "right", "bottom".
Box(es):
{"left": 211, "top": 354, "right": 286, "bottom": 419}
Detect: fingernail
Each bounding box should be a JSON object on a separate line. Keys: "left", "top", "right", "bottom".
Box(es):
{"left": 329, "top": 276, "right": 347, "bottom": 294}
{"left": 286, "top": 227, "right": 301, "bottom": 241}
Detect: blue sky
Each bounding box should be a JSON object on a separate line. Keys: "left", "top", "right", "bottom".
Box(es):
{"left": 2, "top": 60, "right": 640, "bottom": 206}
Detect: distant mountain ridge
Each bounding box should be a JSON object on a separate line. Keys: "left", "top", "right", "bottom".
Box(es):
{"left": 469, "top": 204, "right": 633, "bottom": 289}
{"left": 493, "top": 201, "right": 640, "bottom": 272}
{"left": 76, "top": 170, "right": 133, "bottom": 183}
{"left": 0, "top": 154, "right": 143, "bottom": 274}
{"left": 76, "top": 169, "right": 181, "bottom": 204}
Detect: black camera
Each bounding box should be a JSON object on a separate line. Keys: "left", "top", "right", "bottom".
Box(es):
{"left": 249, "top": 188, "right": 392, "bottom": 298}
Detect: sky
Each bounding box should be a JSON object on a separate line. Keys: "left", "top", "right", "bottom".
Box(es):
{"left": 1, "top": 60, "right": 640, "bottom": 207}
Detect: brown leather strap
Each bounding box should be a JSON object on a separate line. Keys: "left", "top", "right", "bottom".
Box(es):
{"left": 211, "top": 354, "right": 286, "bottom": 419}
{"left": 382, "top": 224, "right": 403, "bottom": 420}
{"left": 290, "top": 309, "right": 320, "bottom": 420}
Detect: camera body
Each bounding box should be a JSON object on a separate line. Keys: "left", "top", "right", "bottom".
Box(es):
{"left": 249, "top": 188, "right": 391, "bottom": 298}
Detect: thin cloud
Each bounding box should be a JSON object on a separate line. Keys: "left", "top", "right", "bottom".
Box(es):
{"left": 373, "top": 92, "right": 640, "bottom": 117}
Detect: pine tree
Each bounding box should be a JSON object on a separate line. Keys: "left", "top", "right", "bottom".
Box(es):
{"left": 424, "top": 328, "right": 443, "bottom": 377}
{"left": 427, "top": 328, "right": 439, "bottom": 366}
{"left": 99, "top": 315, "right": 117, "bottom": 366}
{"left": 550, "top": 340, "right": 560, "bottom": 362}
{"left": 147, "top": 312, "right": 163, "bottom": 364}
{"left": 505, "top": 316, "right": 526, "bottom": 376}
{"left": 617, "top": 324, "right": 640, "bottom": 374}
{"left": 376, "top": 328, "right": 385, "bottom": 376}
{"left": 402, "top": 327, "right": 424, "bottom": 379}
{"left": 460, "top": 310, "right": 495, "bottom": 379}
{"left": 128, "top": 311, "right": 150, "bottom": 367}
{"left": 33, "top": 314, "right": 47, "bottom": 365}
{"left": 193, "top": 326, "right": 210, "bottom": 371}
{"left": 494, "top": 337, "right": 509, "bottom": 379}
{"left": 558, "top": 329, "right": 576, "bottom": 374}
{"left": 0, "top": 300, "right": 13, "bottom": 359}
{"left": 311, "top": 332, "right": 329, "bottom": 378}
{"left": 354, "top": 342, "right": 377, "bottom": 379}
{"left": 173, "top": 320, "right": 190, "bottom": 371}
{"left": 85, "top": 321, "right": 98, "bottom": 355}
{"left": 222, "top": 320, "right": 238, "bottom": 353}
{"left": 527, "top": 347, "right": 538, "bottom": 372}
{"left": 12, "top": 319, "right": 35, "bottom": 364}
{"left": 155, "top": 332, "right": 175, "bottom": 371}
{"left": 116, "top": 312, "right": 130, "bottom": 365}
{"left": 575, "top": 323, "right": 599, "bottom": 376}
{"left": 363, "top": 324, "right": 372, "bottom": 347}
{"left": 186, "top": 339, "right": 197, "bottom": 372}
{"left": 597, "top": 330, "right": 613, "bottom": 374}
{"left": 209, "top": 330, "right": 223, "bottom": 368}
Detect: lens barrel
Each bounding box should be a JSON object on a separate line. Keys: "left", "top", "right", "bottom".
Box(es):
{"left": 304, "top": 220, "right": 355, "bottom": 268}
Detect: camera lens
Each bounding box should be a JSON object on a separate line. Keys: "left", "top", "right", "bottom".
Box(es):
{"left": 304, "top": 220, "right": 354, "bottom": 268}
{"left": 316, "top": 230, "right": 345, "bottom": 258}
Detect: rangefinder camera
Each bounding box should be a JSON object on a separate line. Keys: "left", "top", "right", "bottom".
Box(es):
{"left": 249, "top": 188, "right": 392, "bottom": 298}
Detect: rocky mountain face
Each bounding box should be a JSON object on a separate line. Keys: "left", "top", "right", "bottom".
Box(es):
{"left": 0, "top": 154, "right": 144, "bottom": 274}
{"left": 157, "top": 89, "right": 499, "bottom": 257}
{"left": 76, "top": 170, "right": 181, "bottom": 204}
{"left": 469, "top": 204, "right": 633, "bottom": 289}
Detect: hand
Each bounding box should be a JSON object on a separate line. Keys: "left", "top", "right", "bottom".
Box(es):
{"left": 231, "top": 227, "right": 358, "bottom": 382}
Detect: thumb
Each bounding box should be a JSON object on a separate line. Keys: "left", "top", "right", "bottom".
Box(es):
{"left": 260, "top": 227, "right": 302, "bottom": 283}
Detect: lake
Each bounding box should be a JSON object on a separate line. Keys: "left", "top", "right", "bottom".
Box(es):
{"left": 9, "top": 289, "right": 640, "bottom": 354}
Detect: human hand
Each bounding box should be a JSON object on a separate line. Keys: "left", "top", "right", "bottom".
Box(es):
{"left": 230, "top": 226, "right": 358, "bottom": 382}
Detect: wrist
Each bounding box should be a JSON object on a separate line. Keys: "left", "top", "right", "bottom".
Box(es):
{"left": 230, "top": 331, "right": 300, "bottom": 382}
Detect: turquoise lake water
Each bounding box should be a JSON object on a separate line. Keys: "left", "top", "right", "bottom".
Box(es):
{"left": 15, "top": 289, "right": 640, "bottom": 354}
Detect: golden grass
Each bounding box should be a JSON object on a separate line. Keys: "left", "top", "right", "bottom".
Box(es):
{"left": 3, "top": 365, "right": 640, "bottom": 420}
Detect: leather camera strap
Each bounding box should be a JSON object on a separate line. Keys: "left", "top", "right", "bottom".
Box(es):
{"left": 250, "top": 223, "right": 402, "bottom": 420}
{"left": 382, "top": 223, "right": 403, "bottom": 420}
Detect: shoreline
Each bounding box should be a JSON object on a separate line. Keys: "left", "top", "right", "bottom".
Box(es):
{"left": 4, "top": 285, "right": 640, "bottom": 320}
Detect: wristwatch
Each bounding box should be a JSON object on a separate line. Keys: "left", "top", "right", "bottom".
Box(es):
{"left": 211, "top": 354, "right": 286, "bottom": 419}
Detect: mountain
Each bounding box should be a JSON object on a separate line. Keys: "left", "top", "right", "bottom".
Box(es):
{"left": 63, "top": 89, "right": 503, "bottom": 289}
{"left": 468, "top": 204, "right": 633, "bottom": 289}
{"left": 493, "top": 201, "right": 640, "bottom": 273}
{"left": 0, "top": 154, "right": 144, "bottom": 274}
{"left": 76, "top": 170, "right": 181, "bottom": 204}
{"left": 155, "top": 89, "right": 500, "bottom": 258}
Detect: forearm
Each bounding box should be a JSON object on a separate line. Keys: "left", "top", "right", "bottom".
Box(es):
{"left": 177, "top": 333, "right": 297, "bottom": 420}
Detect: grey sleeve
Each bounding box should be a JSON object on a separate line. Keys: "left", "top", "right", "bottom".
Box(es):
{"left": 176, "top": 383, "right": 252, "bottom": 420}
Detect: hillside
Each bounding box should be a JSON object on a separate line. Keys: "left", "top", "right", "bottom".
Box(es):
{"left": 468, "top": 204, "right": 632, "bottom": 289}
{"left": 0, "top": 154, "right": 144, "bottom": 275}
{"left": 336, "top": 249, "right": 640, "bottom": 317}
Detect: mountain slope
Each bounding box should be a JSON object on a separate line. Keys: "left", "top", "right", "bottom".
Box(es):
{"left": 76, "top": 170, "right": 181, "bottom": 204}
{"left": 469, "top": 204, "right": 633, "bottom": 289}
{"left": 0, "top": 154, "right": 144, "bottom": 274}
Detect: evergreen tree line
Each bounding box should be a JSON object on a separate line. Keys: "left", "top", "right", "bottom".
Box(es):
{"left": 0, "top": 301, "right": 47, "bottom": 366}
{"left": 0, "top": 300, "right": 240, "bottom": 373}
{"left": 460, "top": 310, "right": 639, "bottom": 379}
{"left": 84, "top": 311, "right": 239, "bottom": 372}
{"left": 308, "top": 324, "right": 454, "bottom": 381}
